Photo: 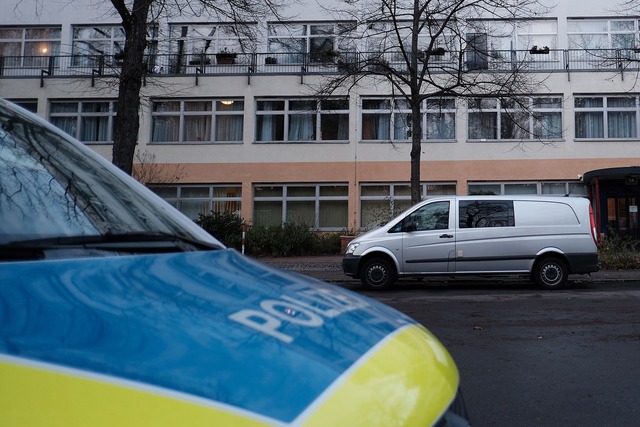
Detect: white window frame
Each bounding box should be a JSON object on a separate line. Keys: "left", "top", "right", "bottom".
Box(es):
{"left": 360, "top": 182, "right": 457, "bottom": 230}
{"left": 149, "top": 185, "right": 242, "bottom": 220}
{"left": 468, "top": 181, "right": 588, "bottom": 196}
{"left": 361, "top": 97, "right": 456, "bottom": 142}
{"left": 0, "top": 26, "right": 61, "bottom": 68}
{"left": 467, "top": 96, "right": 563, "bottom": 141}
{"left": 365, "top": 21, "right": 455, "bottom": 65}
{"left": 574, "top": 95, "right": 640, "bottom": 140}
{"left": 267, "top": 22, "right": 356, "bottom": 64}
{"left": 71, "top": 24, "right": 158, "bottom": 67}
{"left": 253, "top": 184, "right": 349, "bottom": 231}
{"left": 568, "top": 18, "right": 639, "bottom": 50}
{"left": 49, "top": 100, "right": 117, "bottom": 144}
{"left": 150, "top": 99, "right": 245, "bottom": 144}
{"left": 255, "top": 98, "right": 349, "bottom": 143}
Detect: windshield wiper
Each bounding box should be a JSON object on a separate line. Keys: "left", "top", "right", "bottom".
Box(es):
{"left": 4, "top": 231, "right": 223, "bottom": 255}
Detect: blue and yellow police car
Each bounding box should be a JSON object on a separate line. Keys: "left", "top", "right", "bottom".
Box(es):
{"left": 0, "top": 98, "right": 469, "bottom": 426}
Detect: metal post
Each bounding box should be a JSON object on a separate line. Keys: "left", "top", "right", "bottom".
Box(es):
{"left": 242, "top": 224, "right": 246, "bottom": 254}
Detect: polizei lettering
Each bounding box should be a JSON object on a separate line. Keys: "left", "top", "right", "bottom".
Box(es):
{"left": 228, "top": 286, "right": 369, "bottom": 343}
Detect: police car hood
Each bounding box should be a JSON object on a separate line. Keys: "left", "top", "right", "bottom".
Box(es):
{"left": 0, "top": 250, "right": 458, "bottom": 425}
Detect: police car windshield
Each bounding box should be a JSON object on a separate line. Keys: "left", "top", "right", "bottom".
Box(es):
{"left": 0, "top": 101, "right": 221, "bottom": 248}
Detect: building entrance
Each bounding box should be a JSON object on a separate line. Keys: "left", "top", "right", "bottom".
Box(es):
{"left": 606, "top": 195, "right": 639, "bottom": 239}
{"left": 584, "top": 167, "right": 640, "bottom": 240}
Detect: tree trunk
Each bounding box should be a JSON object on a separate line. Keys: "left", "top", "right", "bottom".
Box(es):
{"left": 410, "top": 100, "right": 422, "bottom": 205}
{"left": 111, "top": 0, "right": 153, "bottom": 175}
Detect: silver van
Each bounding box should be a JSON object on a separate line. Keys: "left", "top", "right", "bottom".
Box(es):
{"left": 342, "top": 196, "right": 599, "bottom": 290}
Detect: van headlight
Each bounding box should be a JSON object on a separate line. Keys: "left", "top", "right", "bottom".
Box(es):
{"left": 345, "top": 242, "right": 360, "bottom": 255}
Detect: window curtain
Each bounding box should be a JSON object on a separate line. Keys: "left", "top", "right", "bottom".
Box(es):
{"left": 535, "top": 112, "right": 562, "bottom": 139}
{"left": 319, "top": 200, "right": 347, "bottom": 228}
{"left": 500, "top": 112, "right": 529, "bottom": 140}
{"left": 362, "top": 113, "right": 390, "bottom": 140}
{"left": 51, "top": 117, "right": 77, "bottom": 138}
{"left": 289, "top": 114, "right": 315, "bottom": 141}
{"left": 575, "top": 112, "right": 603, "bottom": 138}
{"left": 184, "top": 116, "right": 212, "bottom": 142}
{"left": 426, "top": 112, "right": 455, "bottom": 139}
{"left": 216, "top": 116, "right": 243, "bottom": 141}
{"left": 179, "top": 200, "right": 210, "bottom": 220}
{"left": 286, "top": 201, "right": 315, "bottom": 225}
{"left": 253, "top": 201, "right": 283, "bottom": 226}
{"left": 394, "top": 113, "right": 410, "bottom": 140}
{"left": 257, "top": 115, "right": 274, "bottom": 141}
{"left": 256, "top": 101, "right": 284, "bottom": 141}
{"left": 80, "top": 117, "right": 109, "bottom": 141}
{"left": 468, "top": 112, "right": 497, "bottom": 139}
{"left": 320, "top": 113, "right": 349, "bottom": 140}
{"left": 152, "top": 116, "right": 180, "bottom": 142}
{"left": 608, "top": 112, "right": 636, "bottom": 138}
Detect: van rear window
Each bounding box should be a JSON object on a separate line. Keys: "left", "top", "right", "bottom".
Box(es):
{"left": 459, "top": 201, "right": 515, "bottom": 228}
{"left": 515, "top": 201, "right": 579, "bottom": 226}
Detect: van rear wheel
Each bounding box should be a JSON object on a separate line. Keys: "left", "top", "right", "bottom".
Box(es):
{"left": 360, "top": 258, "right": 396, "bottom": 290}
{"left": 533, "top": 257, "right": 568, "bottom": 289}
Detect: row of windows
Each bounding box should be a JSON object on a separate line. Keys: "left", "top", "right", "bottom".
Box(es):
{"left": 149, "top": 181, "right": 586, "bottom": 231}
{"left": 256, "top": 99, "right": 350, "bottom": 142}
{"left": 4, "top": 18, "right": 640, "bottom": 64}
{"left": 42, "top": 95, "right": 640, "bottom": 144}
{"left": 396, "top": 198, "right": 584, "bottom": 233}
{"left": 150, "top": 185, "right": 242, "bottom": 220}
{"left": 152, "top": 100, "right": 244, "bottom": 143}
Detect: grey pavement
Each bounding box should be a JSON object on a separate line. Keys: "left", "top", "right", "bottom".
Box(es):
{"left": 257, "top": 255, "right": 640, "bottom": 284}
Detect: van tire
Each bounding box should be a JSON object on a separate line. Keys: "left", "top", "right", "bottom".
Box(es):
{"left": 360, "top": 258, "right": 396, "bottom": 290}
{"left": 533, "top": 257, "right": 568, "bottom": 289}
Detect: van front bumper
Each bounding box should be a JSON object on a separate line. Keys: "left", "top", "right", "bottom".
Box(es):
{"left": 342, "top": 254, "right": 361, "bottom": 278}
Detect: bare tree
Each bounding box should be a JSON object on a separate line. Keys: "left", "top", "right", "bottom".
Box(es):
{"left": 316, "top": 0, "right": 552, "bottom": 204}
{"left": 109, "top": 0, "right": 285, "bottom": 175}
{"left": 132, "top": 150, "right": 186, "bottom": 185}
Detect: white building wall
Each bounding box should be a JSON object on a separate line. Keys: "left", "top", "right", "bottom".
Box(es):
{"left": 2, "top": 0, "right": 640, "bottom": 231}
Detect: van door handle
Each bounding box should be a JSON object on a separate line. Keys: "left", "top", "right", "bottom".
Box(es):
{"left": 439, "top": 234, "right": 454, "bottom": 239}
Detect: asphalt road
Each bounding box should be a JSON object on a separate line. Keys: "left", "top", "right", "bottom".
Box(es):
{"left": 262, "top": 258, "right": 640, "bottom": 427}
{"left": 349, "top": 282, "right": 640, "bottom": 427}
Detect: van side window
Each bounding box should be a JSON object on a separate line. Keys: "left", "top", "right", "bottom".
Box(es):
{"left": 459, "top": 201, "right": 515, "bottom": 228}
{"left": 401, "top": 201, "right": 450, "bottom": 232}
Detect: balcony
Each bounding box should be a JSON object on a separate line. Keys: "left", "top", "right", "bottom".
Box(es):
{"left": 1, "top": 49, "right": 639, "bottom": 81}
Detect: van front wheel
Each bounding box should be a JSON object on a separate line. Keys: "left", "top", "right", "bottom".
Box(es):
{"left": 533, "top": 257, "right": 568, "bottom": 289}
{"left": 360, "top": 258, "right": 397, "bottom": 290}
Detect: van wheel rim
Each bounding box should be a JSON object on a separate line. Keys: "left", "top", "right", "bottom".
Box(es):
{"left": 541, "top": 264, "right": 562, "bottom": 285}
{"left": 368, "top": 265, "right": 387, "bottom": 285}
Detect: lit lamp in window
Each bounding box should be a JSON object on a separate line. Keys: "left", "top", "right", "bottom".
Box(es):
{"left": 39, "top": 46, "right": 49, "bottom": 55}
{"left": 220, "top": 100, "right": 234, "bottom": 106}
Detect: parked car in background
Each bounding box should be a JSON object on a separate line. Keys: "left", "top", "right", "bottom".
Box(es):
{"left": 344, "top": 195, "right": 599, "bottom": 290}
{"left": 0, "top": 98, "right": 469, "bottom": 427}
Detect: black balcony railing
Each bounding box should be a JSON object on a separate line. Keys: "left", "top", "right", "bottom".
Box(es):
{"left": 1, "top": 49, "right": 639, "bottom": 80}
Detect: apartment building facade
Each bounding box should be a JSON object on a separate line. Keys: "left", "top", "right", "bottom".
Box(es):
{"left": 1, "top": 0, "right": 639, "bottom": 238}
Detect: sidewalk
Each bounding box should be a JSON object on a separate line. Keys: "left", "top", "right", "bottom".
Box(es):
{"left": 258, "top": 255, "right": 640, "bottom": 284}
